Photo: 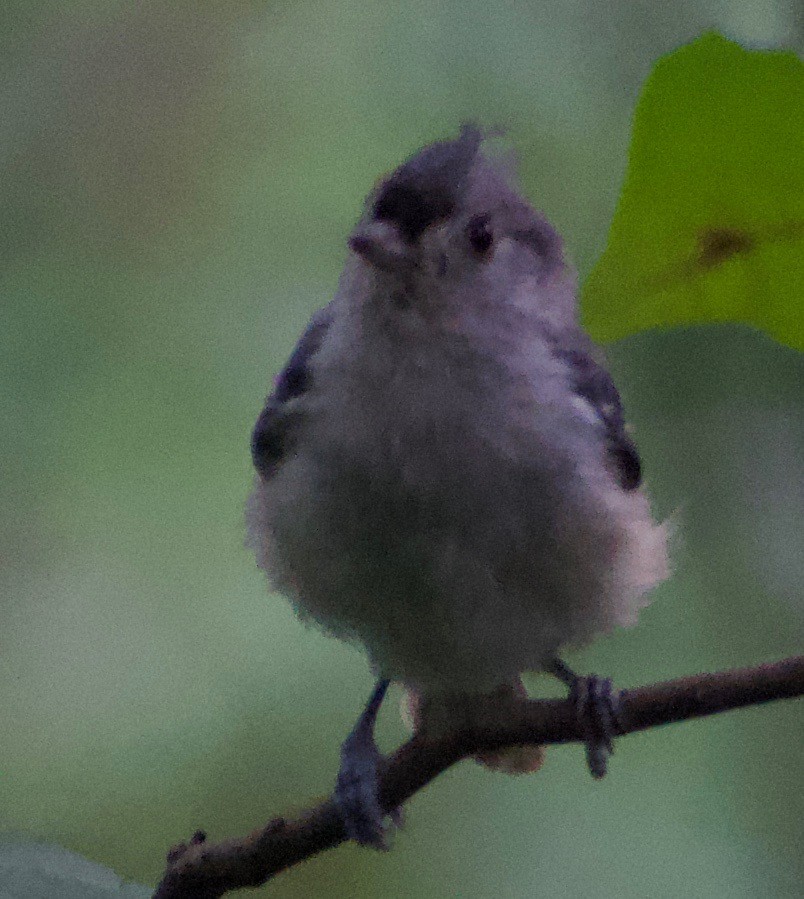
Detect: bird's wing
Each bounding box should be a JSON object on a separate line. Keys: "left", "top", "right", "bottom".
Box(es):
{"left": 251, "top": 306, "right": 332, "bottom": 479}
{"left": 554, "top": 337, "right": 642, "bottom": 490}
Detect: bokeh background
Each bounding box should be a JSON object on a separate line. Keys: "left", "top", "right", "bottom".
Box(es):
{"left": 1, "top": 2, "right": 802, "bottom": 896}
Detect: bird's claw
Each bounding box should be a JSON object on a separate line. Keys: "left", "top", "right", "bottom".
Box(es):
{"left": 335, "top": 732, "right": 390, "bottom": 848}
{"left": 570, "top": 673, "right": 622, "bottom": 778}
{"left": 548, "top": 659, "right": 623, "bottom": 779}
{"left": 333, "top": 679, "right": 401, "bottom": 849}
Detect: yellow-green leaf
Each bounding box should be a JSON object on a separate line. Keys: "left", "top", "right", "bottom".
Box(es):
{"left": 583, "top": 33, "right": 804, "bottom": 350}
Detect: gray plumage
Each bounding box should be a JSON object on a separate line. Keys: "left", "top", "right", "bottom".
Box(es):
{"left": 247, "top": 127, "right": 668, "bottom": 698}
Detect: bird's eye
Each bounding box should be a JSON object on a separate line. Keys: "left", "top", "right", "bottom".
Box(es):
{"left": 467, "top": 214, "right": 494, "bottom": 257}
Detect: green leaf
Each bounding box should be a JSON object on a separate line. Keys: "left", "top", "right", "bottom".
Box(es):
{"left": 0, "top": 839, "right": 151, "bottom": 898}
{"left": 582, "top": 33, "right": 804, "bottom": 350}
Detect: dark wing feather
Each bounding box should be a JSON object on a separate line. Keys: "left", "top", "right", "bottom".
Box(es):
{"left": 555, "top": 338, "right": 642, "bottom": 490}
{"left": 251, "top": 306, "right": 332, "bottom": 479}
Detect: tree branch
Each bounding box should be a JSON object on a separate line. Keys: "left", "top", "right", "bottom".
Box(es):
{"left": 154, "top": 656, "right": 803, "bottom": 898}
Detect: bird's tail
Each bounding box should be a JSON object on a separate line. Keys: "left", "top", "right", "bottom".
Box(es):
{"left": 401, "top": 677, "right": 546, "bottom": 775}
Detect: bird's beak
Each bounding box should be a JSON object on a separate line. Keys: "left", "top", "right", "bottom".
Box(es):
{"left": 348, "top": 220, "right": 412, "bottom": 272}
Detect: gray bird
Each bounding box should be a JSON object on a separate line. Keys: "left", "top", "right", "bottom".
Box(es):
{"left": 247, "top": 126, "right": 669, "bottom": 847}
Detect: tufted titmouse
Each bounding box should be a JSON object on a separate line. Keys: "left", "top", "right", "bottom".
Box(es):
{"left": 247, "top": 126, "right": 669, "bottom": 847}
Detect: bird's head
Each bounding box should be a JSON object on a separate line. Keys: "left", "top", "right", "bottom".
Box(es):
{"left": 346, "top": 126, "right": 574, "bottom": 326}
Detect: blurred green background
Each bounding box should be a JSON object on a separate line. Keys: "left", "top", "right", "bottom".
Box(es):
{"left": 1, "top": 2, "right": 802, "bottom": 897}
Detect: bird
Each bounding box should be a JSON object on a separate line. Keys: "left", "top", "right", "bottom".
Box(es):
{"left": 246, "top": 125, "right": 669, "bottom": 848}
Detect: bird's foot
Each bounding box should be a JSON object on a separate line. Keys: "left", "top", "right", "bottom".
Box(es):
{"left": 549, "top": 660, "right": 623, "bottom": 779}
{"left": 334, "top": 679, "right": 401, "bottom": 849}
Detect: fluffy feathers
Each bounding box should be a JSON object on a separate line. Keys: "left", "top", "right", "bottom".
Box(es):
{"left": 247, "top": 130, "right": 669, "bottom": 698}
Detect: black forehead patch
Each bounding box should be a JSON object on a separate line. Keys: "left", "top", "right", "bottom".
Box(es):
{"left": 372, "top": 126, "right": 482, "bottom": 243}
{"left": 373, "top": 182, "right": 452, "bottom": 244}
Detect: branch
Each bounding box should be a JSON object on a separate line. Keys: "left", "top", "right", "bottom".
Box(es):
{"left": 154, "top": 656, "right": 803, "bottom": 898}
